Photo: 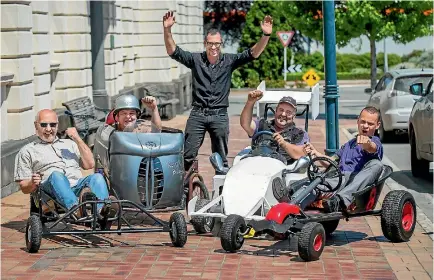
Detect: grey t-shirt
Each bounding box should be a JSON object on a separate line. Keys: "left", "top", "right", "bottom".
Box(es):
{"left": 14, "top": 137, "right": 83, "bottom": 187}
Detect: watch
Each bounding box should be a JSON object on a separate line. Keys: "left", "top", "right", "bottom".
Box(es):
{"left": 263, "top": 33, "right": 271, "bottom": 36}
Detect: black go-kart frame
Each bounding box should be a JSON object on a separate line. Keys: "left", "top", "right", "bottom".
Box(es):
{"left": 25, "top": 184, "right": 188, "bottom": 253}
{"left": 219, "top": 156, "right": 417, "bottom": 262}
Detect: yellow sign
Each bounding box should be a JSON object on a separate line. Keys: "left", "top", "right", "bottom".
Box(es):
{"left": 302, "top": 69, "right": 321, "bottom": 87}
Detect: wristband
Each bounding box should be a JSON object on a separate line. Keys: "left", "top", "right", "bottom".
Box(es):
{"left": 263, "top": 33, "right": 271, "bottom": 36}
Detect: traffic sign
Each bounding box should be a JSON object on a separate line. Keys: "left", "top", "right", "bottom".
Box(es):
{"left": 302, "top": 69, "right": 321, "bottom": 87}
{"left": 288, "top": 64, "right": 302, "bottom": 73}
{"left": 276, "top": 31, "right": 295, "bottom": 47}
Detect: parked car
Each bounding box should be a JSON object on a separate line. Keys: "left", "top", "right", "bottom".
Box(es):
{"left": 365, "top": 69, "right": 434, "bottom": 142}
{"left": 408, "top": 78, "right": 433, "bottom": 178}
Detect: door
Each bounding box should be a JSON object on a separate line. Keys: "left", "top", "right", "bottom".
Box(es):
{"left": 421, "top": 81, "right": 433, "bottom": 156}
{"left": 369, "top": 74, "right": 393, "bottom": 109}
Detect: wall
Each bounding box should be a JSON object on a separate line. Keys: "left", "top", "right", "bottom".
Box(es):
{"left": 0, "top": 0, "right": 204, "bottom": 197}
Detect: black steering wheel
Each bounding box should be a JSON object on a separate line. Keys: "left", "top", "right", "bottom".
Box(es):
{"left": 307, "top": 156, "right": 343, "bottom": 192}
{"left": 251, "top": 130, "right": 278, "bottom": 147}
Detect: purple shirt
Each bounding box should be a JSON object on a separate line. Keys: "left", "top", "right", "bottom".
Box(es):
{"left": 336, "top": 136, "right": 383, "bottom": 173}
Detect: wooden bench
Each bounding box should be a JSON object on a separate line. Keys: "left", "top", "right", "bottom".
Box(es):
{"left": 142, "top": 84, "right": 179, "bottom": 120}
{"left": 62, "top": 97, "right": 106, "bottom": 147}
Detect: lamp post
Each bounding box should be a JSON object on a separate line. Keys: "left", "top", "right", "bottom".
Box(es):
{"left": 323, "top": 0, "right": 340, "bottom": 155}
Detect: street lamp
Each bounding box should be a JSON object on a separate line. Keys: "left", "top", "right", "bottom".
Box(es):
{"left": 323, "top": 0, "right": 340, "bottom": 156}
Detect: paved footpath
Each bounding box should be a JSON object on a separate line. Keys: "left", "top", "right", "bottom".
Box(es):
{"left": 1, "top": 116, "right": 432, "bottom": 280}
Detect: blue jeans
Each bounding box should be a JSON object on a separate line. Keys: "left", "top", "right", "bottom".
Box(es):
{"left": 40, "top": 171, "right": 109, "bottom": 212}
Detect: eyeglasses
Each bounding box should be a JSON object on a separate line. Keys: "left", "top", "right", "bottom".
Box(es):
{"left": 206, "top": 42, "right": 222, "bottom": 48}
{"left": 39, "top": 122, "right": 58, "bottom": 128}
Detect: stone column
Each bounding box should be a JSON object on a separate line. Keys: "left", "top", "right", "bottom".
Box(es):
{"left": 1, "top": 1, "right": 35, "bottom": 140}
{"left": 51, "top": 1, "right": 92, "bottom": 108}
{"left": 31, "top": 1, "right": 51, "bottom": 113}
{"left": 103, "top": 1, "right": 117, "bottom": 99}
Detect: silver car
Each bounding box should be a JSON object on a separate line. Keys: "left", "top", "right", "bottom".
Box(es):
{"left": 366, "top": 69, "right": 434, "bottom": 142}
{"left": 408, "top": 78, "right": 433, "bottom": 177}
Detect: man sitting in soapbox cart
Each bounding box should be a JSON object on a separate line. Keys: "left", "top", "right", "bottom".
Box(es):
{"left": 188, "top": 90, "right": 416, "bottom": 262}
{"left": 94, "top": 94, "right": 209, "bottom": 211}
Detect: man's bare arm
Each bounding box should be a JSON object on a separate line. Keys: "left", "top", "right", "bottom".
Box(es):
{"left": 250, "top": 35, "right": 271, "bottom": 58}
{"left": 151, "top": 108, "right": 162, "bottom": 131}
{"left": 240, "top": 100, "right": 256, "bottom": 136}
{"left": 164, "top": 27, "right": 176, "bottom": 55}
{"left": 281, "top": 143, "right": 306, "bottom": 160}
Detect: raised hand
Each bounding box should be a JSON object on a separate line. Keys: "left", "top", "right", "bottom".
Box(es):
{"left": 357, "top": 135, "right": 372, "bottom": 151}
{"left": 261, "top": 15, "right": 273, "bottom": 35}
{"left": 65, "top": 127, "right": 81, "bottom": 142}
{"left": 163, "top": 10, "right": 176, "bottom": 28}
{"left": 142, "top": 96, "right": 157, "bottom": 110}
{"left": 247, "top": 90, "right": 263, "bottom": 102}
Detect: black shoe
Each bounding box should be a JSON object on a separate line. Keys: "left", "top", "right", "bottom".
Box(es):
{"left": 323, "top": 196, "right": 342, "bottom": 213}
{"left": 272, "top": 177, "right": 289, "bottom": 202}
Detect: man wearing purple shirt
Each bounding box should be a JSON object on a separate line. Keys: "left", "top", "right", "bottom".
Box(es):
{"left": 240, "top": 90, "right": 309, "bottom": 165}
{"left": 303, "top": 106, "right": 384, "bottom": 212}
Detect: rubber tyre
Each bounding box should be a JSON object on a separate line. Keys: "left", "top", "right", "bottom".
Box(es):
{"left": 220, "top": 214, "right": 247, "bottom": 253}
{"left": 381, "top": 190, "right": 416, "bottom": 242}
{"left": 169, "top": 212, "right": 188, "bottom": 247}
{"left": 26, "top": 215, "right": 43, "bottom": 253}
{"left": 298, "top": 222, "right": 326, "bottom": 261}
{"left": 191, "top": 181, "right": 210, "bottom": 200}
{"left": 190, "top": 199, "right": 215, "bottom": 234}
{"left": 410, "top": 132, "right": 430, "bottom": 178}
{"left": 320, "top": 219, "right": 340, "bottom": 236}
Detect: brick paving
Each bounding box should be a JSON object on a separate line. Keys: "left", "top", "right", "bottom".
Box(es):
{"left": 1, "top": 116, "right": 432, "bottom": 280}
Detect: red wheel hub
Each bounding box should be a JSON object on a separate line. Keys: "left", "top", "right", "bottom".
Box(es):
{"left": 402, "top": 201, "right": 414, "bottom": 232}
{"left": 313, "top": 233, "right": 323, "bottom": 251}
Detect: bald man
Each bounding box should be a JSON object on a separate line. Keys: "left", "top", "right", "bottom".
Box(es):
{"left": 14, "top": 109, "right": 118, "bottom": 228}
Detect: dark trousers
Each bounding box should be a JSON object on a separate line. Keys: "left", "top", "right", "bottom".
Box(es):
{"left": 183, "top": 107, "right": 229, "bottom": 171}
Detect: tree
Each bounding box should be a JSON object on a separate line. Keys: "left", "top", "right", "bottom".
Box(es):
{"left": 203, "top": 1, "right": 253, "bottom": 46}
{"left": 285, "top": 1, "right": 433, "bottom": 89}
{"left": 236, "top": 1, "right": 307, "bottom": 83}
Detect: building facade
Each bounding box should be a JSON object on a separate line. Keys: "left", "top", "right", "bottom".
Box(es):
{"left": 1, "top": 0, "right": 204, "bottom": 197}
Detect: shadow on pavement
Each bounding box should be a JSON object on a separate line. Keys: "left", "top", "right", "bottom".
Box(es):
{"left": 213, "top": 230, "right": 368, "bottom": 259}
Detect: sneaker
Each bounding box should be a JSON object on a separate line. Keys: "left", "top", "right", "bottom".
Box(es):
{"left": 323, "top": 196, "right": 342, "bottom": 213}
{"left": 272, "top": 177, "right": 289, "bottom": 202}
{"left": 99, "top": 196, "right": 119, "bottom": 230}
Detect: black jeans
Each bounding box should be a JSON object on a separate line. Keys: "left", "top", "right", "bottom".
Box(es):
{"left": 184, "top": 107, "right": 229, "bottom": 171}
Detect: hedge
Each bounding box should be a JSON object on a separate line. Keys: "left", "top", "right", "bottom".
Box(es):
{"left": 284, "top": 72, "right": 383, "bottom": 81}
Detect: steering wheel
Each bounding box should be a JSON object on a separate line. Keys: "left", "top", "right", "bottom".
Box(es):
{"left": 251, "top": 130, "right": 278, "bottom": 147}
{"left": 307, "top": 156, "right": 343, "bottom": 192}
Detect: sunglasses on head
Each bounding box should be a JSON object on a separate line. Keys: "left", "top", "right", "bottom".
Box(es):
{"left": 39, "top": 122, "right": 58, "bottom": 128}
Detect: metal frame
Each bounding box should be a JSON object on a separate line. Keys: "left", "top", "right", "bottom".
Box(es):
{"left": 31, "top": 187, "right": 170, "bottom": 237}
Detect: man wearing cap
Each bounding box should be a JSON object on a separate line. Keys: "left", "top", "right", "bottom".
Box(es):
{"left": 240, "top": 90, "right": 309, "bottom": 164}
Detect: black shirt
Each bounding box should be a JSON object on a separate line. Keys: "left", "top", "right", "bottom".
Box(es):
{"left": 170, "top": 45, "right": 255, "bottom": 108}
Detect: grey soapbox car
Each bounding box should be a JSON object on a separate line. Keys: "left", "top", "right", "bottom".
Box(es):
{"left": 25, "top": 119, "right": 209, "bottom": 253}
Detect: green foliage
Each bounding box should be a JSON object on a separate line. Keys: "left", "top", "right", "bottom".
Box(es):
{"left": 231, "top": 69, "right": 245, "bottom": 88}
{"left": 294, "top": 51, "right": 324, "bottom": 72}
{"left": 376, "top": 53, "right": 402, "bottom": 68}
{"left": 401, "top": 50, "right": 424, "bottom": 62}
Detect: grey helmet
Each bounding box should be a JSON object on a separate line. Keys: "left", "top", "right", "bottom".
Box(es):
{"left": 113, "top": 94, "right": 141, "bottom": 116}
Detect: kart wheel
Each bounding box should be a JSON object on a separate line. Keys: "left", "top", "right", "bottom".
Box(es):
{"left": 220, "top": 214, "right": 247, "bottom": 253}
{"left": 191, "top": 180, "right": 210, "bottom": 200}
{"left": 26, "top": 215, "right": 43, "bottom": 253}
{"left": 298, "top": 222, "right": 325, "bottom": 261}
{"left": 320, "top": 220, "right": 339, "bottom": 236}
{"left": 190, "top": 199, "right": 215, "bottom": 234}
{"left": 169, "top": 212, "right": 188, "bottom": 247}
{"left": 381, "top": 190, "right": 416, "bottom": 242}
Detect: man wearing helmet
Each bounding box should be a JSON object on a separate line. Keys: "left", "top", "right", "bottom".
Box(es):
{"left": 110, "top": 95, "right": 162, "bottom": 132}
